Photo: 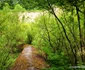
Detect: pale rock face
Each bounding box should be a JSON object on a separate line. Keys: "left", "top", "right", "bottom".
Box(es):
{"left": 19, "top": 12, "right": 42, "bottom": 23}
{"left": 18, "top": 8, "right": 61, "bottom": 23}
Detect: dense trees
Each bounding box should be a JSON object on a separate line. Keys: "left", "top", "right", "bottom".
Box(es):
{"left": 0, "top": 0, "right": 85, "bottom": 70}
{"left": 0, "top": 0, "right": 38, "bottom": 10}
{"left": 35, "top": 0, "right": 85, "bottom": 66}
{"left": 0, "top": 4, "right": 32, "bottom": 69}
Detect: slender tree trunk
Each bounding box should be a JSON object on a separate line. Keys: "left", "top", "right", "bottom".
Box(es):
{"left": 75, "top": 6, "right": 83, "bottom": 63}
{"left": 82, "top": 1, "right": 85, "bottom": 63}
{"left": 63, "top": 10, "right": 79, "bottom": 65}
{"left": 84, "top": 1, "right": 85, "bottom": 47}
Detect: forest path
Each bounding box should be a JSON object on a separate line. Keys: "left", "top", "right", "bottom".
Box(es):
{"left": 11, "top": 44, "right": 48, "bottom": 70}
{"left": 22, "top": 46, "right": 34, "bottom": 70}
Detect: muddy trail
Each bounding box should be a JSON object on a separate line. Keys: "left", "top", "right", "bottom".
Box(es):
{"left": 11, "top": 44, "right": 48, "bottom": 70}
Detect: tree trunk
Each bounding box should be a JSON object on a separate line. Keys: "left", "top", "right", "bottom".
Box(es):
{"left": 75, "top": 6, "right": 83, "bottom": 63}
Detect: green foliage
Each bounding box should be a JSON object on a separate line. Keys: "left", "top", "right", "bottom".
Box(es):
{"left": 3, "top": 3, "right": 10, "bottom": 12}
{"left": 46, "top": 52, "right": 70, "bottom": 70}
{"left": 0, "top": 0, "right": 85, "bottom": 70}
{"left": 0, "top": 4, "right": 30, "bottom": 70}
{"left": 13, "top": 4, "right": 25, "bottom": 12}
{"left": 32, "top": 13, "right": 72, "bottom": 69}
{"left": 0, "top": 47, "right": 19, "bottom": 70}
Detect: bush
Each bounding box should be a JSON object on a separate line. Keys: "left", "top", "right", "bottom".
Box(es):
{"left": 46, "top": 51, "right": 70, "bottom": 70}
{"left": 13, "top": 4, "right": 25, "bottom": 12}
